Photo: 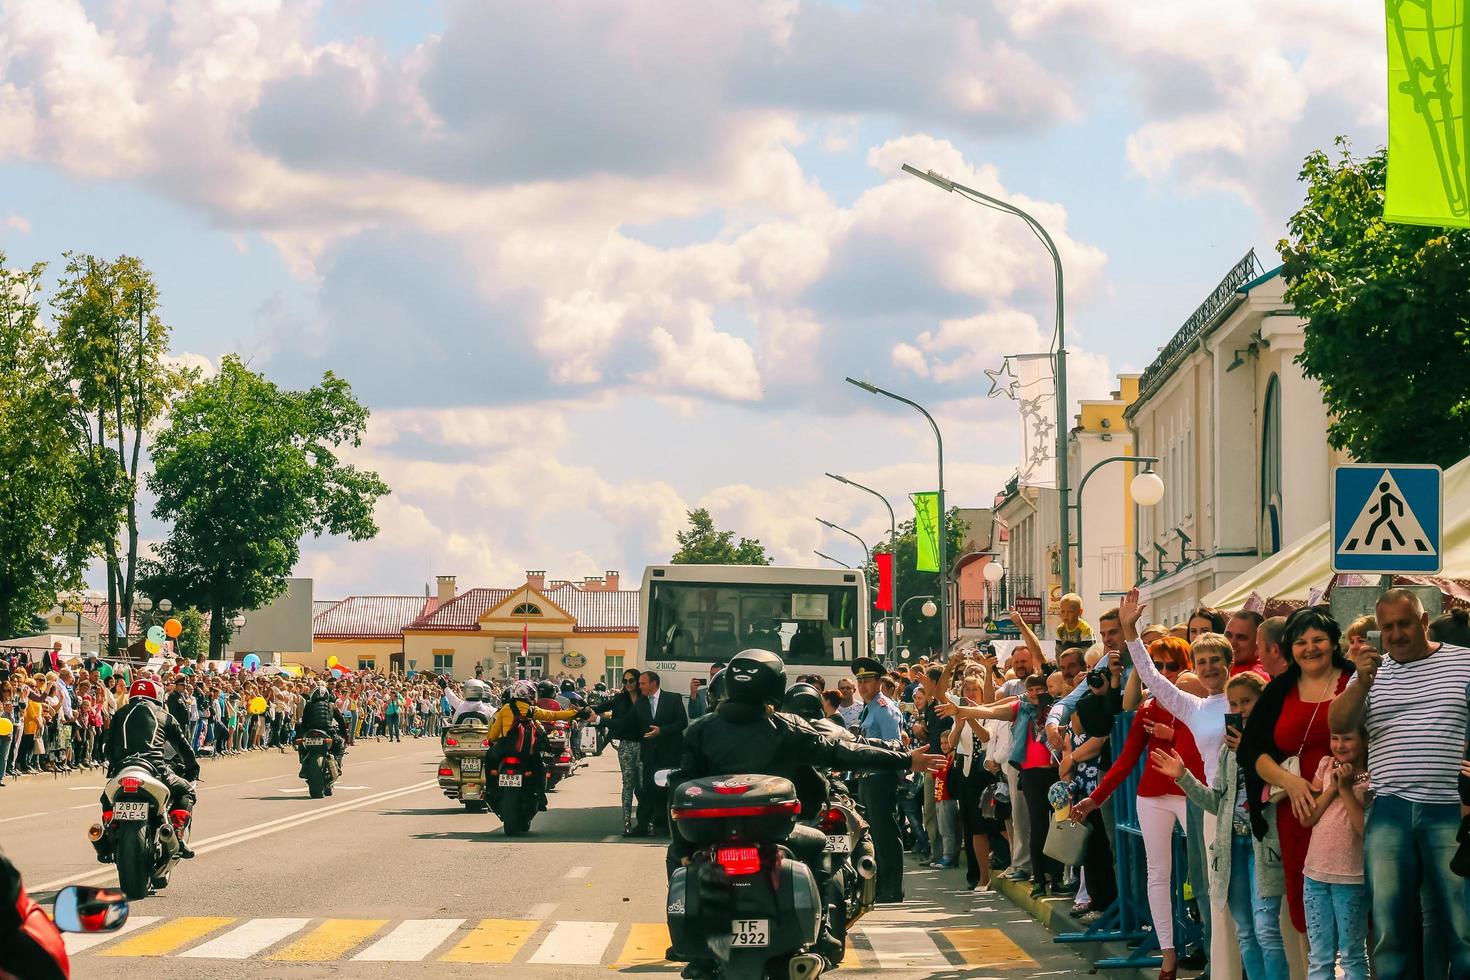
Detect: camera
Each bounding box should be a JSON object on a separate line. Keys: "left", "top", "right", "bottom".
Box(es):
{"left": 1086, "top": 667, "right": 1110, "bottom": 689}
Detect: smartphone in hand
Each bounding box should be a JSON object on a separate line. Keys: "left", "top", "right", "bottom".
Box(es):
{"left": 1223, "top": 712, "right": 1242, "bottom": 733}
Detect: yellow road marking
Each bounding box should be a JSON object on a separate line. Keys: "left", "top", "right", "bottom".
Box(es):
{"left": 268, "top": 919, "right": 386, "bottom": 961}
{"left": 99, "top": 917, "right": 234, "bottom": 957}
{"left": 613, "top": 922, "right": 672, "bottom": 967}
{"left": 939, "top": 926, "right": 1037, "bottom": 967}
{"left": 439, "top": 918, "right": 538, "bottom": 963}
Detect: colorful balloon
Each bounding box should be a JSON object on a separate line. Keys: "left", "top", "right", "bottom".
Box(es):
{"left": 98, "top": 663, "right": 113, "bottom": 680}
{"left": 144, "top": 639, "right": 161, "bottom": 655}
{"left": 243, "top": 653, "right": 261, "bottom": 671}
{"left": 326, "top": 655, "right": 340, "bottom": 669}
{"left": 249, "top": 696, "right": 267, "bottom": 715}
{"left": 164, "top": 617, "right": 183, "bottom": 638}
{"left": 330, "top": 667, "right": 343, "bottom": 679}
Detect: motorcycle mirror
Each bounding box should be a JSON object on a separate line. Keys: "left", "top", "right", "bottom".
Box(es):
{"left": 653, "top": 768, "right": 672, "bottom": 788}
{"left": 54, "top": 885, "right": 130, "bottom": 934}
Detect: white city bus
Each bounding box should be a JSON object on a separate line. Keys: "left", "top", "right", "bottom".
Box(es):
{"left": 638, "top": 564, "right": 870, "bottom": 695}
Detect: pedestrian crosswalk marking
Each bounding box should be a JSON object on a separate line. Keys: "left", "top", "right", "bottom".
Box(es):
{"left": 938, "top": 927, "right": 1036, "bottom": 967}
{"left": 439, "top": 918, "right": 537, "bottom": 963}
{"left": 99, "top": 916, "right": 235, "bottom": 957}
{"left": 62, "top": 915, "right": 161, "bottom": 954}
{"left": 614, "top": 922, "right": 672, "bottom": 967}
{"left": 351, "top": 918, "right": 463, "bottom": 961}
{"left": 268, "top": 918, "right": 386, "bottom": 961}
{"left": 70, "top": 916, "right": 1043, "bottom": 969}
{"left": 179, "top": 918, "right": 310, "bottom": 959}
{"left": 527, "top": 920, "right": 618, "bottom": 964}
{"left": 860, "top": 924, "right": 948, "bottom": 969}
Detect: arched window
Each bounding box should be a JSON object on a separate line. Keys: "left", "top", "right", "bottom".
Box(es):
{"left": 512, "top": 603, "right": 542, "bottom": 616}
{"left": 1260, "top": 374, "right": 1282, "bottom": 556}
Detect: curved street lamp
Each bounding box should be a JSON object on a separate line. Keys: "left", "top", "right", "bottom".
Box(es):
{"left": 826, "top": 472, "right": 898, "bottom": 662}
{"left": 814, "top": 550, "right": 852, "bottom": 569}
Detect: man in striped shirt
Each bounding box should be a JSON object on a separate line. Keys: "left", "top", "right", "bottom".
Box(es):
{"left": 1330, "top": 588, "right": 1470, "bottom": 979}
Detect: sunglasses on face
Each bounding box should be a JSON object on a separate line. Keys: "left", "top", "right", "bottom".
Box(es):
{"left": 1152, "top": 661, "right": 1180, "bottom": 673}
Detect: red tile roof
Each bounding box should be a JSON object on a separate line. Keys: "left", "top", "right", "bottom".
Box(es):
{"left": 407, "top": 583, "right": 639, "bottom": 634}
{"left": 314, "top": 596, "right": 440, "bottom": 639}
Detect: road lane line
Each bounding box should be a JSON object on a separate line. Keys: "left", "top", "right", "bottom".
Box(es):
{"left": 0, "top": 811, "right": 47, "bottom": 824}
{"left": 940, "top": 926, "right": 1036, "bottom": 967}
{"left": 63, "top": 916, "right": 162, "bottom": 954}
{"left": 856, "top": 925, "right": 949, "bottom": 969}
{"left": 527, "top": 921, "right": 618, "bottom": 965}
{"left": 99, "top": 916, "right": 235, "bottom": 957}
{"left": 525, "top": 902, "right": 557, "bottom": 920}
{"left": 178, "top": 917, "right": 310, "bottom": 959}
{"left": 352, "top": 918, "right": 463, "bottom": 961}
{"left": 564, "top": 865, "right": 591, "bottom": 879}
{"left": 31, "top": 780, "right": 437, "bottom": 892}
{"left": 439, "top": 918, "right": 537, "bottom": 963}
{"left": 613, "top": 922, "right": 672, "bottom": 967}
{"left": 268, "top": 919, "right": 386, "bottom": 961}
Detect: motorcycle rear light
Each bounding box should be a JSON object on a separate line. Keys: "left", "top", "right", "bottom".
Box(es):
{"left": 438, "top": 766, "right": 454, "bottom": 777}
{"left": 559, "top": 754, "right": 570, "bottom": 763}
{"left": 819, "top": 807, "right": 846, "bottom": 832}
{"left": 502, "top": 756, "right": 520, "bottom": 765}
{"left": 101, "top": 809, "right": 114, "bottom": 823}
{"left": 715, "top": 846, "right": 762, "bottom": 876}
{"left": 445, "top": 737, "right": 458, "bottom": 746}
{"left": 169, "top": 809, "right": 190, "bottom": 829}
{"left": 712, "top": 784, "right": 752, "bottom": 795}
{"left": 481, "top": 739, "right": 490, "bottom": 747}
{"left": 675, "top": 800, "right": 800, "bottom": 820}
{"left": 119, "top": 777, "right": 143, "bottom": 793}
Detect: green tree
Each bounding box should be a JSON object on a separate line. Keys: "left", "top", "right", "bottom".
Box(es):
{"left": 670, "top": 508, "right": 772, "bottom": 565}
{"left": 876, "top": 508, "right": 968, "bottom": 659}
{"left": 1279, "top": 139, "right": 1470, "bottom": 466}
{"left": 174, "top": 607, "right": 207, "bottom": 660}
{"left": 140, "top": 356, "right": 390, "bottom": 657}
{"left": 0, "top": 254, "right": 106, "bottom": 640}
{"left": 52, "top": 254, "right": 189, "bottom": 656}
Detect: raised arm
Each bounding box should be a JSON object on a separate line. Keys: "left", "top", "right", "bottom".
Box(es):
{"left": 1118, "top": 589, "right": 1204, "bottom": 724}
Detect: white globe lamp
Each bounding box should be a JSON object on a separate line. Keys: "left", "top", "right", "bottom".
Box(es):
{"left": 982, "top": 561, "right": 1005, "bottom": 585}
{"left": 1131, "top": 469, "right": 1165, "bottom": 508}
{"left": 921, "top": 600, "right": 937, "bottom": 618}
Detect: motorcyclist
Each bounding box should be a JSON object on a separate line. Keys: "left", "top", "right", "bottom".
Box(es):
{"left": 298, "top": 685, "right": 347, "bottom": 787}
{"left": 486, "top": 681, "right": 590, "bottom": 812}
{"left": 669, "top": 650, "right": 943, "bottom": 976}
{"left": 442, "top": 678, "right": 498, "bottom": 726}
{"left": 535, "top": 681, "right": 564, "bottom": 713}
{"left": 102, "top": 679, "right": 200, "bottom": 859}
{"left": 558, "top": 678, "right": 577, "bottom": 708}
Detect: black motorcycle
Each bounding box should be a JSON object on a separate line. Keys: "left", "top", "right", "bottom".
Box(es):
{"left": 295, "top": 729, "right": 339, "bottom": 799}
{"left": 486, "top": 749, "right": 539, "bottom": 836}
{"left": 665, "top": 772, "right": 827, "bottom": 980}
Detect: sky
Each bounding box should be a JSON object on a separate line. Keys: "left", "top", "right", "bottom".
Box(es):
{"left": 0, "top": 0, "right": 1388, "bottom": 600}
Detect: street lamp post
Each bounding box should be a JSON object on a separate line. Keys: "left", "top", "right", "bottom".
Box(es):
{"left": 814, "top": 550, "right": 852, "bottom": 569}
{"left": 817, "top": 518, "right": 877, "bottom": 653}
{"left": 896, "top": 595, "right": 938, "bottom": 658}
{"left": 950, "top": 551, "right": 1006, "bottom": 630}
{"left": 826, "top": 472, "right": 899, "bottom": 666}
{"left": 1065, "top": 456, "right": 1164, "bottom": 595}
{"left": 900, "top": 163, "right": 1073, "bottom": 594}
{"left": 845, "top": 378, "right": 951, "bottom": 652}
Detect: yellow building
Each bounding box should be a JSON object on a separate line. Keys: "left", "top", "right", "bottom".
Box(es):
{"left": 311, "top": 593, "right": 441, "bottom": 674}
{"left": 402, "top": 571, "right": 639, "bottom": 684}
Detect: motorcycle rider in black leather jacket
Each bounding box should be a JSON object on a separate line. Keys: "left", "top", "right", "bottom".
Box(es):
{"left": 668, "top": 650, "right": 943, "bottom": 977}
{"left": 103, "top": 679, "right": 200, "bottom": 858}
{"left": 298, "top": 685, "right": 347, "bottom": 777}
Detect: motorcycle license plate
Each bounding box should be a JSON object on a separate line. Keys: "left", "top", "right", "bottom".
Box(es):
{"left": 461, "top": 758, "right": 482, "bottom": 773}
{"left": 731, "top": 919, "right": 770, "bottom": 947}
{"left": 823, "top": 834, "right": 851, "bottom": 853}
{"left": 302, "top": 737, "right": 327, "bottom": 746}
{"left": 498, "top": 773, "right": 523, "bottom": 787}
{"left": 113, "top": 801, "right": 149, "bottom": 821}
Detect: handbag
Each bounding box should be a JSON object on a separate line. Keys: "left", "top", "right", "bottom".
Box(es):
{"left": 1043, "top": 812, "right": 1091, "bottom": 866}
{"left": 1267, "top": 674, "right": 1332, "bottom": 805}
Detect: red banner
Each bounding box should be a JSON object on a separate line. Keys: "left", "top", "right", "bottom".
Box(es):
{"left": 874, "top": 553, "right": 894, "bottom": 611}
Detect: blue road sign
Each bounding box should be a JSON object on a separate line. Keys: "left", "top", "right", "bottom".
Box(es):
{"left": 1331, "top": 464, "right": 1443, "bottom": 574}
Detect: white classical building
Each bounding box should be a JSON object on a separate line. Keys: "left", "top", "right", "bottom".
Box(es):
{"left": 1124, "top": 251, "right": 1352, "bottom": 625}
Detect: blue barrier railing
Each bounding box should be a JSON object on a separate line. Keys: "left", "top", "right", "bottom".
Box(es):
{"left": 1053, "top": 709, "right": 1204, "bottom": 970}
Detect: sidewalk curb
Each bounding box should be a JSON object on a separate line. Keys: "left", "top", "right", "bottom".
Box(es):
{"left": 990, "top": 876, "right": 1157, "bottom": 979}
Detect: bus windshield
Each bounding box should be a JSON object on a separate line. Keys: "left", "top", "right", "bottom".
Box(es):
{"left": 645, "top": 579, "right": 858, "bottom": 665}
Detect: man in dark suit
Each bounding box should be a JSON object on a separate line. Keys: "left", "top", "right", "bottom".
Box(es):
{"left": 632, "top": 670, "right": 687, "bottom": 836}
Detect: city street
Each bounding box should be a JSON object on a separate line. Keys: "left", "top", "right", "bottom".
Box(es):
{"left": 8, "top": 738, "right": 1093, "bottom": 978}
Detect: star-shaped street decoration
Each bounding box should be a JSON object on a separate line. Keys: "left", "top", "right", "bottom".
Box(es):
{"left": 1030, "top": 444, "right": 1052, "bottom": 467}
{"left": 1018, "top": 396, "right": 1044, "bottom": 418}
{"left": 984, "top": 359, "right": 1018, "bottom": 400}
{"left": 1033, "top": 415, "right": 1055, "bottom": 441}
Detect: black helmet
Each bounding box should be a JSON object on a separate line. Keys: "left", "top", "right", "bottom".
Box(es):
{"left": 536, "top": 681, "right": 557, "bottom": 700}
{"left": 781, "top": 682, "right": 823, "bottom": 721}
{"left": 310, "top": 684, "right": 331, "bottom": 703}
{"left": 593, "top": 681, "right": 608, "bottom": 692}
{"left": 707, "top": 669, "right": 728, "bottom": 710}
{"left": 560, "top": 679, "right": 575, "bottom": 693}
{"left": 724, "top": 649, "right": 786, "bottom": 706}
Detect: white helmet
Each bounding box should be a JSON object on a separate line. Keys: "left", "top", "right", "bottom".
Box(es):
{"left": 463, "top": 678, "right": 491, "bottom": 702}
{"left": 507, "top": 680, "right": 537, "bottom": 702}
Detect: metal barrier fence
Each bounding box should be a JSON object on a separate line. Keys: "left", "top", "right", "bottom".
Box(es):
{"left": 1053, "top": 709, "right": 1204, "bottom": 970}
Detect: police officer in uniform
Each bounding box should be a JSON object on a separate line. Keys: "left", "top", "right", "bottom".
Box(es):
{"left": 851, "top": 656, "right": 905, "bottom": 903}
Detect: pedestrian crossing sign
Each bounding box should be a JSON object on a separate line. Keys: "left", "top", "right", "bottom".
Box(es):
{"left": 1331, "top": 464, "right": 1442, "bottom": 574}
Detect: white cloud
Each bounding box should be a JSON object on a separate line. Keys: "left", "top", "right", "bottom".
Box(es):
{"left": 4, "top": 214, "right": 30, "bottom": 233}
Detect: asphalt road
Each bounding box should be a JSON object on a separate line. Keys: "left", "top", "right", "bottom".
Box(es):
{"left": 7, "top": 735, "right": 1095, "bottom": 978}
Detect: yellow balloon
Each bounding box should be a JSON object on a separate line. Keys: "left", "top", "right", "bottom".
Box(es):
{"left": 0, "top": 717, "right": 12, "bottom": 737}
{"left": 164, "top": 617, "right": 183, "bottom": 638}
{"left": 326, "top": 655, "right": 339, "bottom": 668}
{"left": 249, "top": 696, "right": 268, "bottom": 715}
{"left": 145, "top": 639, "right": 161, "bottom": 655}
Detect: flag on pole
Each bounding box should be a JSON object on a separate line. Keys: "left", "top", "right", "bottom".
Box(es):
{"left": 875, "top": 552, "right": 894, "bottom": 611}
{"left": 914, "top": 492, "right": 940, "bottom": 572}
{"left": 1385, "top": 0, "right": 1470, "bottom": 227}
{"left": 522, "top": 619, "right": 528, "bottom": 656}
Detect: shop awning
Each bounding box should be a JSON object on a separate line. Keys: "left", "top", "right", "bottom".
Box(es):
{"left": 1204, "top": 454, "right": 1470, "bottom": 610}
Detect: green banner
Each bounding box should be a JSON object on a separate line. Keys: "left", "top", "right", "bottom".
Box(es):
{"left": 913, "top": 492, "right": 939, "bottom": 572}
{"left": 1385, "top": 0, "right": 1470, "bottom": 227}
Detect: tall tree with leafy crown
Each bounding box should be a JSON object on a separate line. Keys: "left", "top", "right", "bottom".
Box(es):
{"left": 670, "top": 508, "right": 772, "bottom": 565}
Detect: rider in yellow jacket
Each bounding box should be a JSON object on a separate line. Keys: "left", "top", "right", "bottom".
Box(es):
{"left": 486, "top": 684, "right": 582, "bottom": 741}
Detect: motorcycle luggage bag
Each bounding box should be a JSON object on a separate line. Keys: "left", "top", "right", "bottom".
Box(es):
{"left": 670, "top": 775, "right": 800, "bottom": 846}
{"left": 666, "top": 854, "right": 821, "bottom": 960}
